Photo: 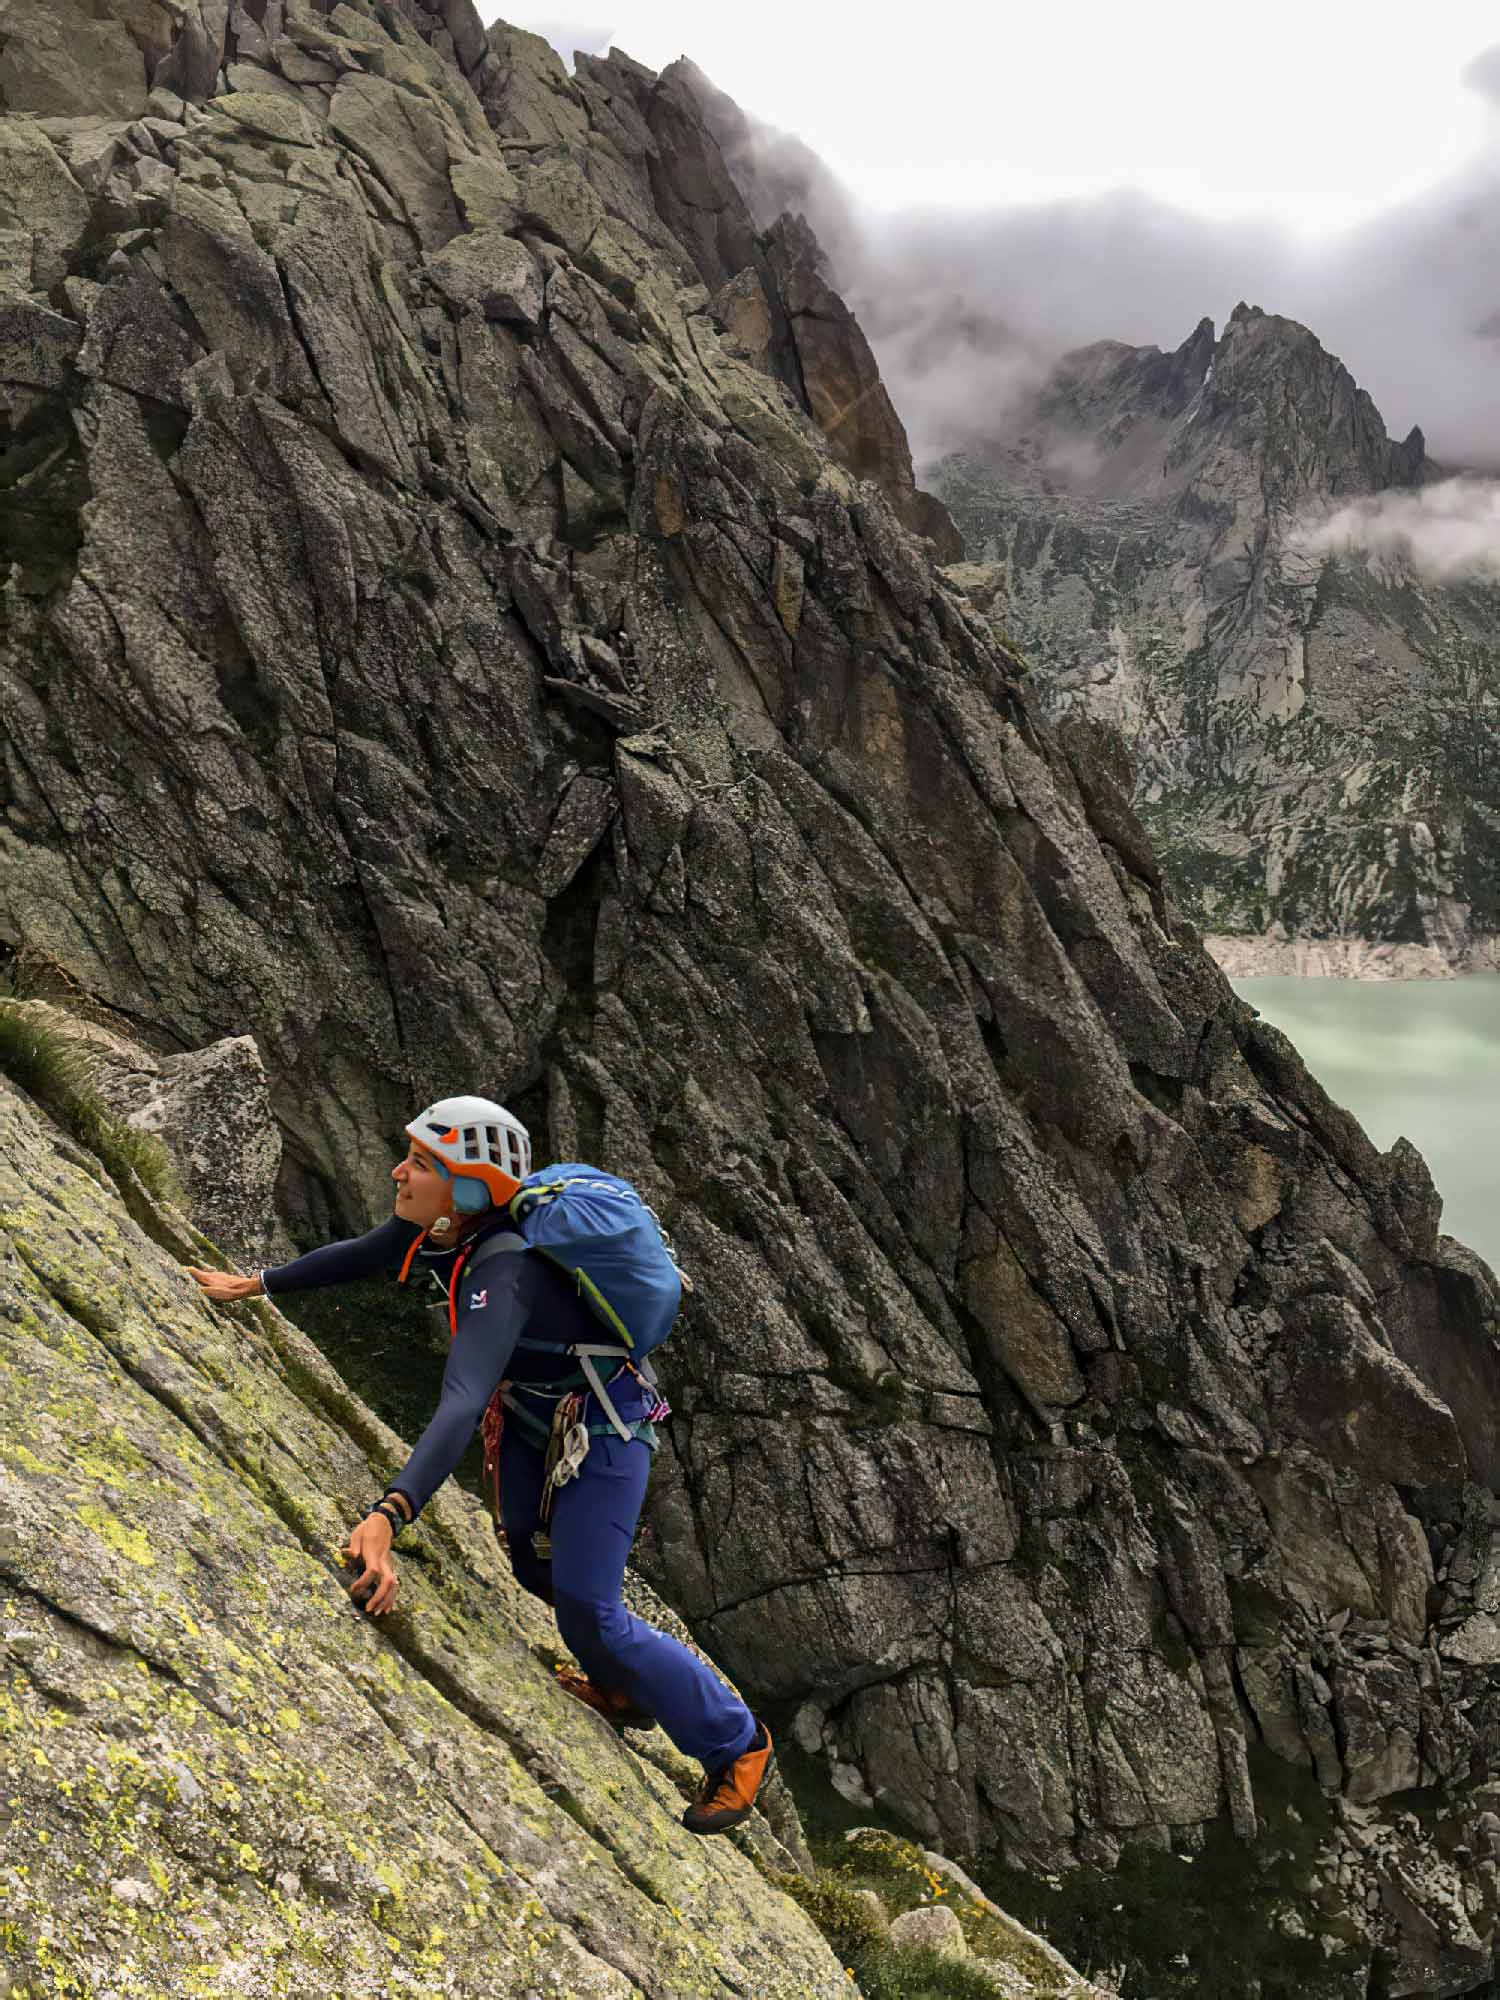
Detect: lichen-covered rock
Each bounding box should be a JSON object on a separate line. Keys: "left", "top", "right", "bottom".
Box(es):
{"left": 0, "top": 0, "right": 150, "bottom": 117}
{"left": 109, "top": 1034, "right": 287, "bottom": 1267}
{"left": 0, "top": 1075, "right": 848, "bottom": 1996}
{"left": 426, "top": 227, "right": 541, "bottom": 323}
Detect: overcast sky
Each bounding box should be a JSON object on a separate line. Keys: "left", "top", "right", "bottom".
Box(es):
{"left": 501, "top": 6, "right": 1500, "bottom": 473}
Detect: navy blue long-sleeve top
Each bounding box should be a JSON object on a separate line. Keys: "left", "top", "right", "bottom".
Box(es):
{"left": 259, "top": 1213, "right": 608, "bottom": 1520}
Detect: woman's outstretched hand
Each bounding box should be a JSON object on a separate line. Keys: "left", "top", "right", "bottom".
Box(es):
{"left": 344, "top": 1514, "right": 399, "bottom": 1617}
{"left": 185, "top": 1266, "right": 263, "bottom": 1303}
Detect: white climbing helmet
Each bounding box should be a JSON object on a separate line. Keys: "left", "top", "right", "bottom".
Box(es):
{"left": 404, "top": 1095, "right": 532, "bottom": 1212}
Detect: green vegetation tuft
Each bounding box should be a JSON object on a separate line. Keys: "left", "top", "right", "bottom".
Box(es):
{"left": 764, "top": 1825, "right": 1094, "bottom": 1999}
{"left": 766, "top": 1867, "right": 888, "bottom": 1963}
{"left": 0, "top": 1000, "right": 182, "bottom": 1207}
{"left": 768, "top": 1861, "right": 1008, "bottom": 1998}
{"left": 857, "top": 1947, "right": 1016, "bottom": 2000}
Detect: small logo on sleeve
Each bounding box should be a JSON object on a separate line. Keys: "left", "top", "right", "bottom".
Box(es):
{"left": 469, "top": 1288, "right": 488, "bottom": 1309}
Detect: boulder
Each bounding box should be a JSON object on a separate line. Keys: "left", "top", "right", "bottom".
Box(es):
{"left": 889, "top": 1901, "right": 968, "bottom": 1956}
{"left": 5, "top": 1002, "right": 285, "bottom": 1266}
{"left": 426, "top": 227, "right": 542, "bottom": 323}
{"left": 107, "top": 1034, "right": 287, "bottom": 1268}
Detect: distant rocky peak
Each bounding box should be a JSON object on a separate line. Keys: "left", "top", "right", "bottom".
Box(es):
{"left": 1210, "top": 298, "right": 1343, "bottom": 389}
{"left": 987, "top": 298, "right": 1431, "bottom": 513}
{"left": 1184, "top": 301, "right": 1432, "bottom": 503}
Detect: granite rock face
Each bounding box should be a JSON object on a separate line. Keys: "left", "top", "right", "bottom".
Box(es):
{"left": 106, "top": 1032, "right": 289, "bottom": 1266}
{"left": 933, "top": 305, "right": 1500, "bottom": 974}
{"left": 3, "top": 5, "right": 1500, "bottom": 1993}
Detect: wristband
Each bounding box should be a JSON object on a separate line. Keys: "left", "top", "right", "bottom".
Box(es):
{"left": 365, "top": 1501, "right": 404, "bottom": 1536}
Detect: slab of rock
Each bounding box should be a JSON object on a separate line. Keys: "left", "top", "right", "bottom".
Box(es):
{"left": 514, "top": 154, "right": 603, "bottom": 256}
{"left": 0, "top": 0, "right": 149, "bottom": 118}
{"left": 0, "top": 1076, "right": 851, "bottom": 1997}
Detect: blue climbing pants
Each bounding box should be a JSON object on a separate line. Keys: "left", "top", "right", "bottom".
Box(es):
{"left": 498, "top": 1383, "right": 757, "bottom": 1773}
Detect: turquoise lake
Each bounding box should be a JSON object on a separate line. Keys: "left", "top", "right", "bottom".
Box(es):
{"left": 1231, "top": 976, "right": 1500, "bottom": 1280}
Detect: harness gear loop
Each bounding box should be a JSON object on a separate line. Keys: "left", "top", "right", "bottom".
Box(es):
{"left": 543, "top": 1401, "right": 591, "bottom": 1517}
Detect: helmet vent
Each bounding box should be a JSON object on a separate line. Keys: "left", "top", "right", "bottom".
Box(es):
{"left": 407, "top": 1097, "right": 531, "bottom": 1189}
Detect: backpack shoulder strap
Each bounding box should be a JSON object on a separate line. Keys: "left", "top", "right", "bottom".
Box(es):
{"left": 463, "top": 1229, "right": 528, "bottom": 1275}
{"left": 443, "top": 1228, "right": 530, "bottom": 1338}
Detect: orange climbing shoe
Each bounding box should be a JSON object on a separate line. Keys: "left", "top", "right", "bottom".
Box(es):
{"left": 554, "top": 1664, "right": 655, "bottom": 1734}
{"left": 681, "top": 1720, "right": 773, "bottom": 1835}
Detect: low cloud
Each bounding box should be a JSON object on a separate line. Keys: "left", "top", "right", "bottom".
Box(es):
{"left": 676, "top": 42, "right": 1500, "bottom": 481}
{"left": 847, "top": 197, "right": 1284, "bottom": 465}
{"left": 504, "top": 24, "right": 1500, "bottom": 479}
{"left": 847, "top": 170, "right": 1500, "bottom": 480}
{"left": 1289, "top": 477, "right": 1500, "bottom": 582}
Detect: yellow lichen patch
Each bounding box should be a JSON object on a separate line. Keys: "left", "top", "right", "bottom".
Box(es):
{"left": 74, "top": 1504, "right": 154, "bottom": 1566}
{"left": 1, "top": 1440, "right": 62, "bottom": 1477}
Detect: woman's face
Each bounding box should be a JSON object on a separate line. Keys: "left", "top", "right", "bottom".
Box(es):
{"left": 391, "top": 1142, "right": 453, "bottom": 1229}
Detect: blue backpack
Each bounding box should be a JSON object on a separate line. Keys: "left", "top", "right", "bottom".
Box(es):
{"left": 463, "top": 1164, "right": 689, "bottom": 1442}
{"left": 511, "top": 1164, "right": 686, "bottom": 1355}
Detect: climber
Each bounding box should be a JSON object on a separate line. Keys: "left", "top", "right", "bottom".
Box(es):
{"left": 184, "top": 1094, "right": 772, "bottom": 1837}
